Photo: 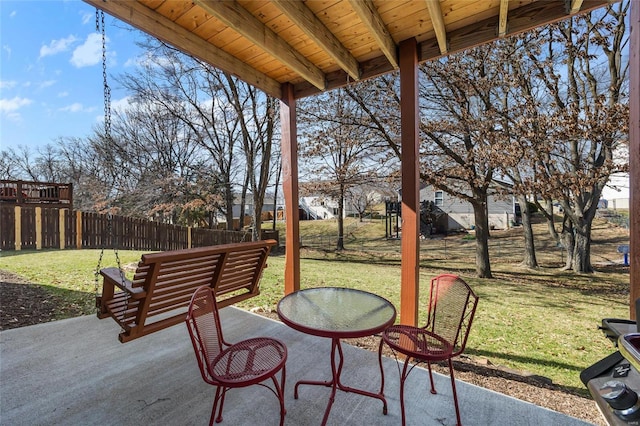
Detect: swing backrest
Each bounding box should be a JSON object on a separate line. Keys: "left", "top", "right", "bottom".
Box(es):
{"left": 97, "top": 239, "right": 276, "bottom": 343}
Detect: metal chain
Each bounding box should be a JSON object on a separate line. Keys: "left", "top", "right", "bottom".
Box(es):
{"left": 100, "top": 10, "right": 112, "bottom": 142}
{"left": 94, "top": 10, "right": 127, "bottom": 324}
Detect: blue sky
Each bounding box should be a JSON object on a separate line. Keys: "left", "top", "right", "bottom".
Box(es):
{"left": 0, "top": 1, "right": 143, "bottom": 152}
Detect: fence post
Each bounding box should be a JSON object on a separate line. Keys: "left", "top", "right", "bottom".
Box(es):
{"left": 76, "top": 210, "right": 82, "bottom": 249}
{"left": 35, "top": 206, "right": 42, "bottom": 250}
{"left": 188, "top": 226, "right": 192, "bottom": 248}
{"left": 59, "top": 209, "right": 66, "bottom": 249}
{"left": 14, "top": 206, "right": 21, "bottom": 251}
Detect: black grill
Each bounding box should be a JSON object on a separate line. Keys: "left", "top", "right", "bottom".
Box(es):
{"left": 582, "top": 318, "right": 640, "bottom": 425}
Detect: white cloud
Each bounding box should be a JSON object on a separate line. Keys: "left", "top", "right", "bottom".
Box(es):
{"left": 2, "top": 44, "right": 11, "bottom": 59}
{"left": 111, "top": 96, "right": 132, "bottom": 114}
{"left": 70, "top": 33, "right": 104, "bottom": 68}
{"left": 137, "top": 51, "right": 172, "bottom": 69}
{"left": 10, "top": 11, "right": 17, "bottom": 18}
{"left": 0, "top": 96, "right": 32, "bottom": 113}
{"left": 39, "top": 80, "right": 56, "bottom": 89}
{"left": 95, "top": 96, "right": 131, "bottom": 123}
{"left": 81, "top": 12, "right": 93, "bottom": 25}
{"left": 124, "top": 57, "right": 139, "bottom": 68}
{"left": 0, "top": 80, "right": 17, "bottom": 90}
{"left": 59, "top": 102, "right": 84, "bottom": 112}
{"left": 40, "top": 35, "right": 77, "bottom": 58}
{"left": 58, "top": 91, "right": 69, "bottom": 98}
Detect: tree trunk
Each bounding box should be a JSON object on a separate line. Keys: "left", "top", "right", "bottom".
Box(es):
{"left": 543, "top": 199, "right": 559, "bottom": 242}
{"left": 272, "top": 160, "right": 281, "bottom": 230}
{"left": 560, "top": 215, "right": 574, "bottom": 270}
{"left": 224, "top": 183, "right": 234, "bottom": 231}
{"left": 518, "top": 194, "right": 538, "bottom": 268}
{"left": 472, "top": 198, "right": 492, "bottom": 278}
{"left": 239, "top": 171, "right": 249, "bottom": 232}
{"left": 336, "top": 185, "right": 345, "bottom": 250}
{"left": 572, "top": 220, "right": 594, "bottom": 273}
{"left": 252, "top": 199, "right": 263, "bottom": 242}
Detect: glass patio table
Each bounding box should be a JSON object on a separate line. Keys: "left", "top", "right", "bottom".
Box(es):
{"left": 277, "top": 287, "right": 397, "bottom": 425}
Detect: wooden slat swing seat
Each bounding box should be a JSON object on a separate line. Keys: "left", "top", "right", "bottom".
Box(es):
{"left": 96, "top": 239, "right": 277, "bottom": 343}
{"left": 92, "top": 12, "right": 275, "bottom": 343}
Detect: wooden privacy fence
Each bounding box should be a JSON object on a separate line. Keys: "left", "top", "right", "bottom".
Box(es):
{"left": 0, "top": 205, "right": 252, "bottom": 252}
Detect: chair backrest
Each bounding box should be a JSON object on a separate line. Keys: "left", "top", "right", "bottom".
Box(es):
{"left": 185, "top": 286, "right": 225, "bottom": 384}
{"left": 425, "top": 274, "right": 479, "bottom": 357}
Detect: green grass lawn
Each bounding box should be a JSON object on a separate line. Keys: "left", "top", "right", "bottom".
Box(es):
{"left": 0, "top": 215, "right": 630, "bottom": 396}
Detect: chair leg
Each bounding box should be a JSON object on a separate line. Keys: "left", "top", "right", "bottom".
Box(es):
{"left": 209, "top": 386, "right": 222, "bottom": 426}
{"left": 272, "top": 365, "right": 287, "bottom": 426}
{"left": 399, "top": 357, "right": 412, "bottom": 426}
{"left": 448, "top": 359, "right": 462, "bottom": 426}
{"left": 215, "top": 387, "right": 228, "bottom": 423}
{"left": 426, "top": 360, "right": 437, "bottom": 394}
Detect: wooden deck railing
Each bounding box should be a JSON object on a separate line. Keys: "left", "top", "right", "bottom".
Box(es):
{"left": 0, "top": 180, "right": 72, "bottom": 207}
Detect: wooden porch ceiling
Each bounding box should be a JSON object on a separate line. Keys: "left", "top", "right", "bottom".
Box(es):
{"left": 83, "top": 0, "right": 613, "bottom": 100}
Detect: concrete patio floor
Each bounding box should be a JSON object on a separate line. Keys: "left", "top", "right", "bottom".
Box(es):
{"left": 1, "top": 307, "right": 595, "bottom": 426}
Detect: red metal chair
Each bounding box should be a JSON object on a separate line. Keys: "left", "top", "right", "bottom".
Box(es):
{"left": 185, "top": 286, "right": 287, "bottom": 425}
{"left": 379, "top": 274, "right": 479, "bottom": 426}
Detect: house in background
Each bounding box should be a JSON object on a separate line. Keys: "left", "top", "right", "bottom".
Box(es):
{"left": 418, "top": 184, "right": 520, "bottom": 232}
{"left": 600, "top": 144, "right": 630, "bottom": 210}
{"left": 299, "top": 183, "right": 397, "bottom": 220}
{"left": 229, "top": 192, "right": 284, "bottom": 228}
{"left": 299, "top": 196, "right": 336, "bottom": 219}
{"left": 601, "top": 172, "right": 630, "bottom": 210}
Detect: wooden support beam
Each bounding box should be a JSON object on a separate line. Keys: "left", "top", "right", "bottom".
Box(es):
{"left": 272, "top": 0, "right": 360, "bottom": 81}
{"left": 348, "top": 0, "right": 398, "bottom": 69}
{"left": 76, "top": 210, "right": 82, "bottom": 249}
{"left": 14, "top": 206, "right": 21, "bottom": 251}
{"left": 570, "top": 0, "right": 585, "bottom": 14}
{"left": 83, "top": 0, "right": 282, "bottom": 99}
{"left": 280, "top": 83, "right": 301, "bottom": 295}
{"left": 498, "top": 0, "right": 509, "bottom": 37}
{"left": 399, "top": 38, "right": 420, "bottom": 326}
{"left": 294, "top": 0, "right": 613, "bottom": 100}
{"left": 195, "top": 0, "right": 326, "bottom": 91}
{"left": 425, "top": 0, "right": 448, "bottom": 54}
{"left": 629, "top": 0, "right": 639, "bottom": 319}
{"left": 59, "top": 209, "right": 66, "bottom": 250}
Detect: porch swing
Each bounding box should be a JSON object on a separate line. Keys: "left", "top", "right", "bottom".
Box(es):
{"left": 92, "top": 9, "right": 277, "bottom": 343}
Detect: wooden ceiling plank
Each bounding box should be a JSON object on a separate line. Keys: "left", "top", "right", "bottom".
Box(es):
{"left": 348, "top": 0, "right": 399, "bottom": 69}
{"left": 424, "top": 0, "right": 448, "bottom": 54}
{"left": 296, "top": 0, "right": 616, "bottom": 99}
{"left": 420, "top": 0, "right": 613, "bottom": 61}
{"left": 571, "top": 0, "right": 585, "bottom": 14}
{"left": 507, "top": 0, "right": 611, "bottom": 34}
{"left": 272, "top": 0, "right": 361, "bottom": 80}
{"left": 194, "top": 0, "right": 326, "bottom": 90}
{"left": 84, "top": 0, "right": 282, "bottom": 98}
{"left": 498, "top": 0, "right": 509, "bottom": 37}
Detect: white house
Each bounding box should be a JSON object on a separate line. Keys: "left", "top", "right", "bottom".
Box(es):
{"left": 601, "top": 144, "right": 630, "bottom": 210}
{"left": 601, "top": 172, "right": 630, "bottom": 210}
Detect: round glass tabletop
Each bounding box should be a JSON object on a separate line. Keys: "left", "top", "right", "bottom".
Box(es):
{"left": 277, "top": 287, "right": 396, "bottom": 339}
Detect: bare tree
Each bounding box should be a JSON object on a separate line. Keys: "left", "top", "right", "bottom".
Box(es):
{"left": 298, "top": 89, "right": 387, "bottom": 250}
{"left": 516, "top": 2, "right": 629, "bottom": 272}
{"left": 119, "top": 38, "right": 240, "bottom": 228}
{"left": 221, "top": 74, "right": 279, "bottom": 241}
{"left": 119, "top": 38, "right": 279, "bottom": 237}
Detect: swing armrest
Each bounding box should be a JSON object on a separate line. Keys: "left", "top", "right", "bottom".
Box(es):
{"left": 100, "top": 267, "right": 146, "bottom": 299}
